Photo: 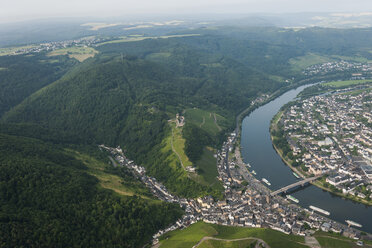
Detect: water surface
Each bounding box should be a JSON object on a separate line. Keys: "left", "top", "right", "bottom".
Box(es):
{"left": 240, "top": 85, "right": 372, "bottom": 232}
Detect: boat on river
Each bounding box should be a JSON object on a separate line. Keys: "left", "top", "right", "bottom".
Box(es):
{"left": 286, "top": 195, "right": 299, "bottom": 203}
{"left": 346, "top": 220, "right": 362, "bottom": 228}
{"left": 293, "top": 172, "right": 300, "bottom": 179}
{"left": 262, "top": 178, "right": 271, "bottom": 186}
{"left": 309, "top": 205, "right": 330, "bottom": 216}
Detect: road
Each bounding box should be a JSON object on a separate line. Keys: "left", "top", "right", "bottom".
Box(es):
{"left": 234, "top": 148, "right": 271, "bottom": 195}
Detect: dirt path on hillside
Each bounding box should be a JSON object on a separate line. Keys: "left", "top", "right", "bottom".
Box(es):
{"left": 305, "top": 236, "right": 321, "bottom": 248}
{"left": 213, "top": 113, "right": 222, "bottom": 131}
{"left": 171, "top": 128, "right": 185, "bottom": 170}
{"left": 193, "top": 236, "right": 270, "bottom": 248}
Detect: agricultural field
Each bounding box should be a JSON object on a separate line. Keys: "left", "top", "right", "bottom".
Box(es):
{"left": 81, "top": 22, "right": 121, "bottom": 30}
{"left": 313, "top": 232, "right": 372, "bottom": 248}
{"left": 289, "top": 53, "right": 334, "bottom": 71}
{"left": 198, "top": 239, "right": 256, "bottom": 248}
{"left": 161, "top": 125, "right": 189, "bottom": 175}
{"left": 96, "top": 34, "right": 200, "bottom": 46}
{"left": 323, "top": 79, "right": 372, "bottom": 87}
{"left": 315, "top": 237, "right": 353, "bottom": 248}
{"left": 0, "top": 45, "right": 38, "bottom": 56}
{"left": 330, "top": 55, "right": 372, "bottom": 63}
{"left": 184, "top": 108, "right": 226, "bottom": 136}
{"left": 171, "top": 122, "right": 193, "bottom": 169}
{"left": 47, "top": 46, "right": 98, "bottom": 62}
{"left": 168, "top": 122, "right": 222, "bottom": 192}
{"left": 194, "top": 147, "right": 223, "bottom": 190}
{"left": 97, "top": 35, "right": 151, "bottom": 45}
{"left": 159, "top": 222, "right": 308, "bottom": 248}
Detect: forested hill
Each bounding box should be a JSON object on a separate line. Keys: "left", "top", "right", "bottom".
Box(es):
{"left": 2, "top": 25, "right": 372, "bottom": 247}
{"left": 0, "top": 133, "right": 182, "bottom": 247}
{"left": 1, "top": 45, "right": 283, "bottom": 197}
{"left": 0, "top": 53, "right": 77, "bottom": 117}
{"left": 3, "top": 27, "right": 369, "bottom": 199}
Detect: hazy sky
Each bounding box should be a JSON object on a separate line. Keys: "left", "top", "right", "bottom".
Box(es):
{"left": 1, "top": 0, "right": 372, "bottom": 23}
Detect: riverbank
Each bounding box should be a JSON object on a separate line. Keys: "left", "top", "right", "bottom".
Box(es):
{"left": 269, "top": 110, "right": 372, "bottom": 206}
{"left": 312, "top": 180, "right": 372, "bottom": 206}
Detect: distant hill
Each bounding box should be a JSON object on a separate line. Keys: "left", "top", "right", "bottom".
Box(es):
{"left": 0, "top": 53, "right": 76, "bottom": 117}
{"left": 2, "top": 24, "right": 372, "bottom": 247}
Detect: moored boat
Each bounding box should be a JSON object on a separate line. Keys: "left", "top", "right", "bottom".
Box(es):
{"left": 309, "top": 205, "right": 330, "bottom": 216}
{"left": 262, "top": 178, "right": 271, "bottom": 186}
{"left": 286, "top": 195, "right": 299, "bottom": 203}
{"left": 345, "top": 220, "right": 362, "bottom": 228}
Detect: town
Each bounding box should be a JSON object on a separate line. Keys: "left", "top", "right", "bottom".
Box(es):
{"left": 303, "top": 60, "right": 372, "bottom": 78}
{"left": 279, "top": 84, "right": 372, "bottom": 203}
{"left": 100, "top": 112, "right": 366, "bottom": 246}
{"left": 1, "top": 36, "right": 109, "bottom": 56}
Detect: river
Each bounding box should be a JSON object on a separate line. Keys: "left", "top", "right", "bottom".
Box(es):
{"left": 240, "top": 85, "right": 372, "bottom": 233}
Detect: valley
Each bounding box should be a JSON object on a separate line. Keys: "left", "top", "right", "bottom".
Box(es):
{"left": 1, "top": 22, "right": 372, "bottom": 247}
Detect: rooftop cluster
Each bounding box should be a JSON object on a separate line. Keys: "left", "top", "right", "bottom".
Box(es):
{"left": 303, "top": 61, "right": 372, "bottom": 78}
{"left": 281, "top": 85, "right": 372, "bottom": 201}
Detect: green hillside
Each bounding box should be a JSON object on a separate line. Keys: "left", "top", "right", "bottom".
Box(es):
{"left": 1, "top": 51, "right": 283, "bottom": 197}
{"left": 0, "top": 53, "right": 76, "bottom": 117}
{"left": 158, "top": 222, "right": 364, "bottom": 248}
{"left": 159, "top": 222, "right": 307, "bottom": 248}
{"left": 184, "top": 108, "right": 229, "bottom": 136}
{"left": 2, "top": 26, "right": 372, "bottom": 247}
{"left": 0, "top": 133, "right": 182, "bottom": 247}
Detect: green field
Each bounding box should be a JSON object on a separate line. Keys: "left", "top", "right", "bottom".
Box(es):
{"left": 199, "top": 239, "right": 255, "bottom": 248}
{"left": 0, "top": 45, "right": 36, "bottom": 55}
{"left": 323, "top": 79, "right": 372, "bottom": 87}
{"left": 171, "top": 123, "right": 193, "bottom": 169}
{"left": 0, "top": 45, "right": 38, "bottom": 56}
{"left": 146, "top": 52, "right": 172, "bottom": 60}
{"left": 342, "top": 87, "right": 372, "bottom": 96}
{"left": 48, "top": 46, "right": 98, "bottom": 62}
{"left": 168, "top": 122, "right": 223, "bottom": 194}
{"left": 289, "top": 53, "right": 334, "bottom": 71}
{"left": 299, "top": 80, "right": 372, "bottom": 98}
{"left": 313, "top": 231, "right": 372, "bottom": 248}
{"left": 159, "top": 222, "right": 307, "bottom": 248}
{"left": 67, "top": 149, "right": 154, "bottom": 200}
{"left": 184, "top": 108, "right": 226, "bottom": 136}
{"left": 161, "top": 127, "right": 189, "bottom": 174}
{"left": 315, "top": 237, "right": 353, "bottom": 248}
{"left": 97, "top": 34, "right": 200, "bottom": 46}
{"left": 269, "top": 75, "right": 286, "bottom": 82}
{"left": 330, "top": 55, "right": 372, "bottom": 63}
{"left": 195, "top": 147, "right": 223, "bottom": 190}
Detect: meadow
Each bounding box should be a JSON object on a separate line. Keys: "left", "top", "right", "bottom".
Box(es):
{"left": 159, "top": 222, "right": 308, "bottom": 248}
{"left": 48, "top": 46, "right": 98, "bottom": 62}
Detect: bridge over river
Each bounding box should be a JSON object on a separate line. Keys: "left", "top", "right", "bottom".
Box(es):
{"left": 240, "top": 84, "right": 372, "bottom": 233}
{"left": 270, "top": 174, "right": 323, "bottom": 196}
